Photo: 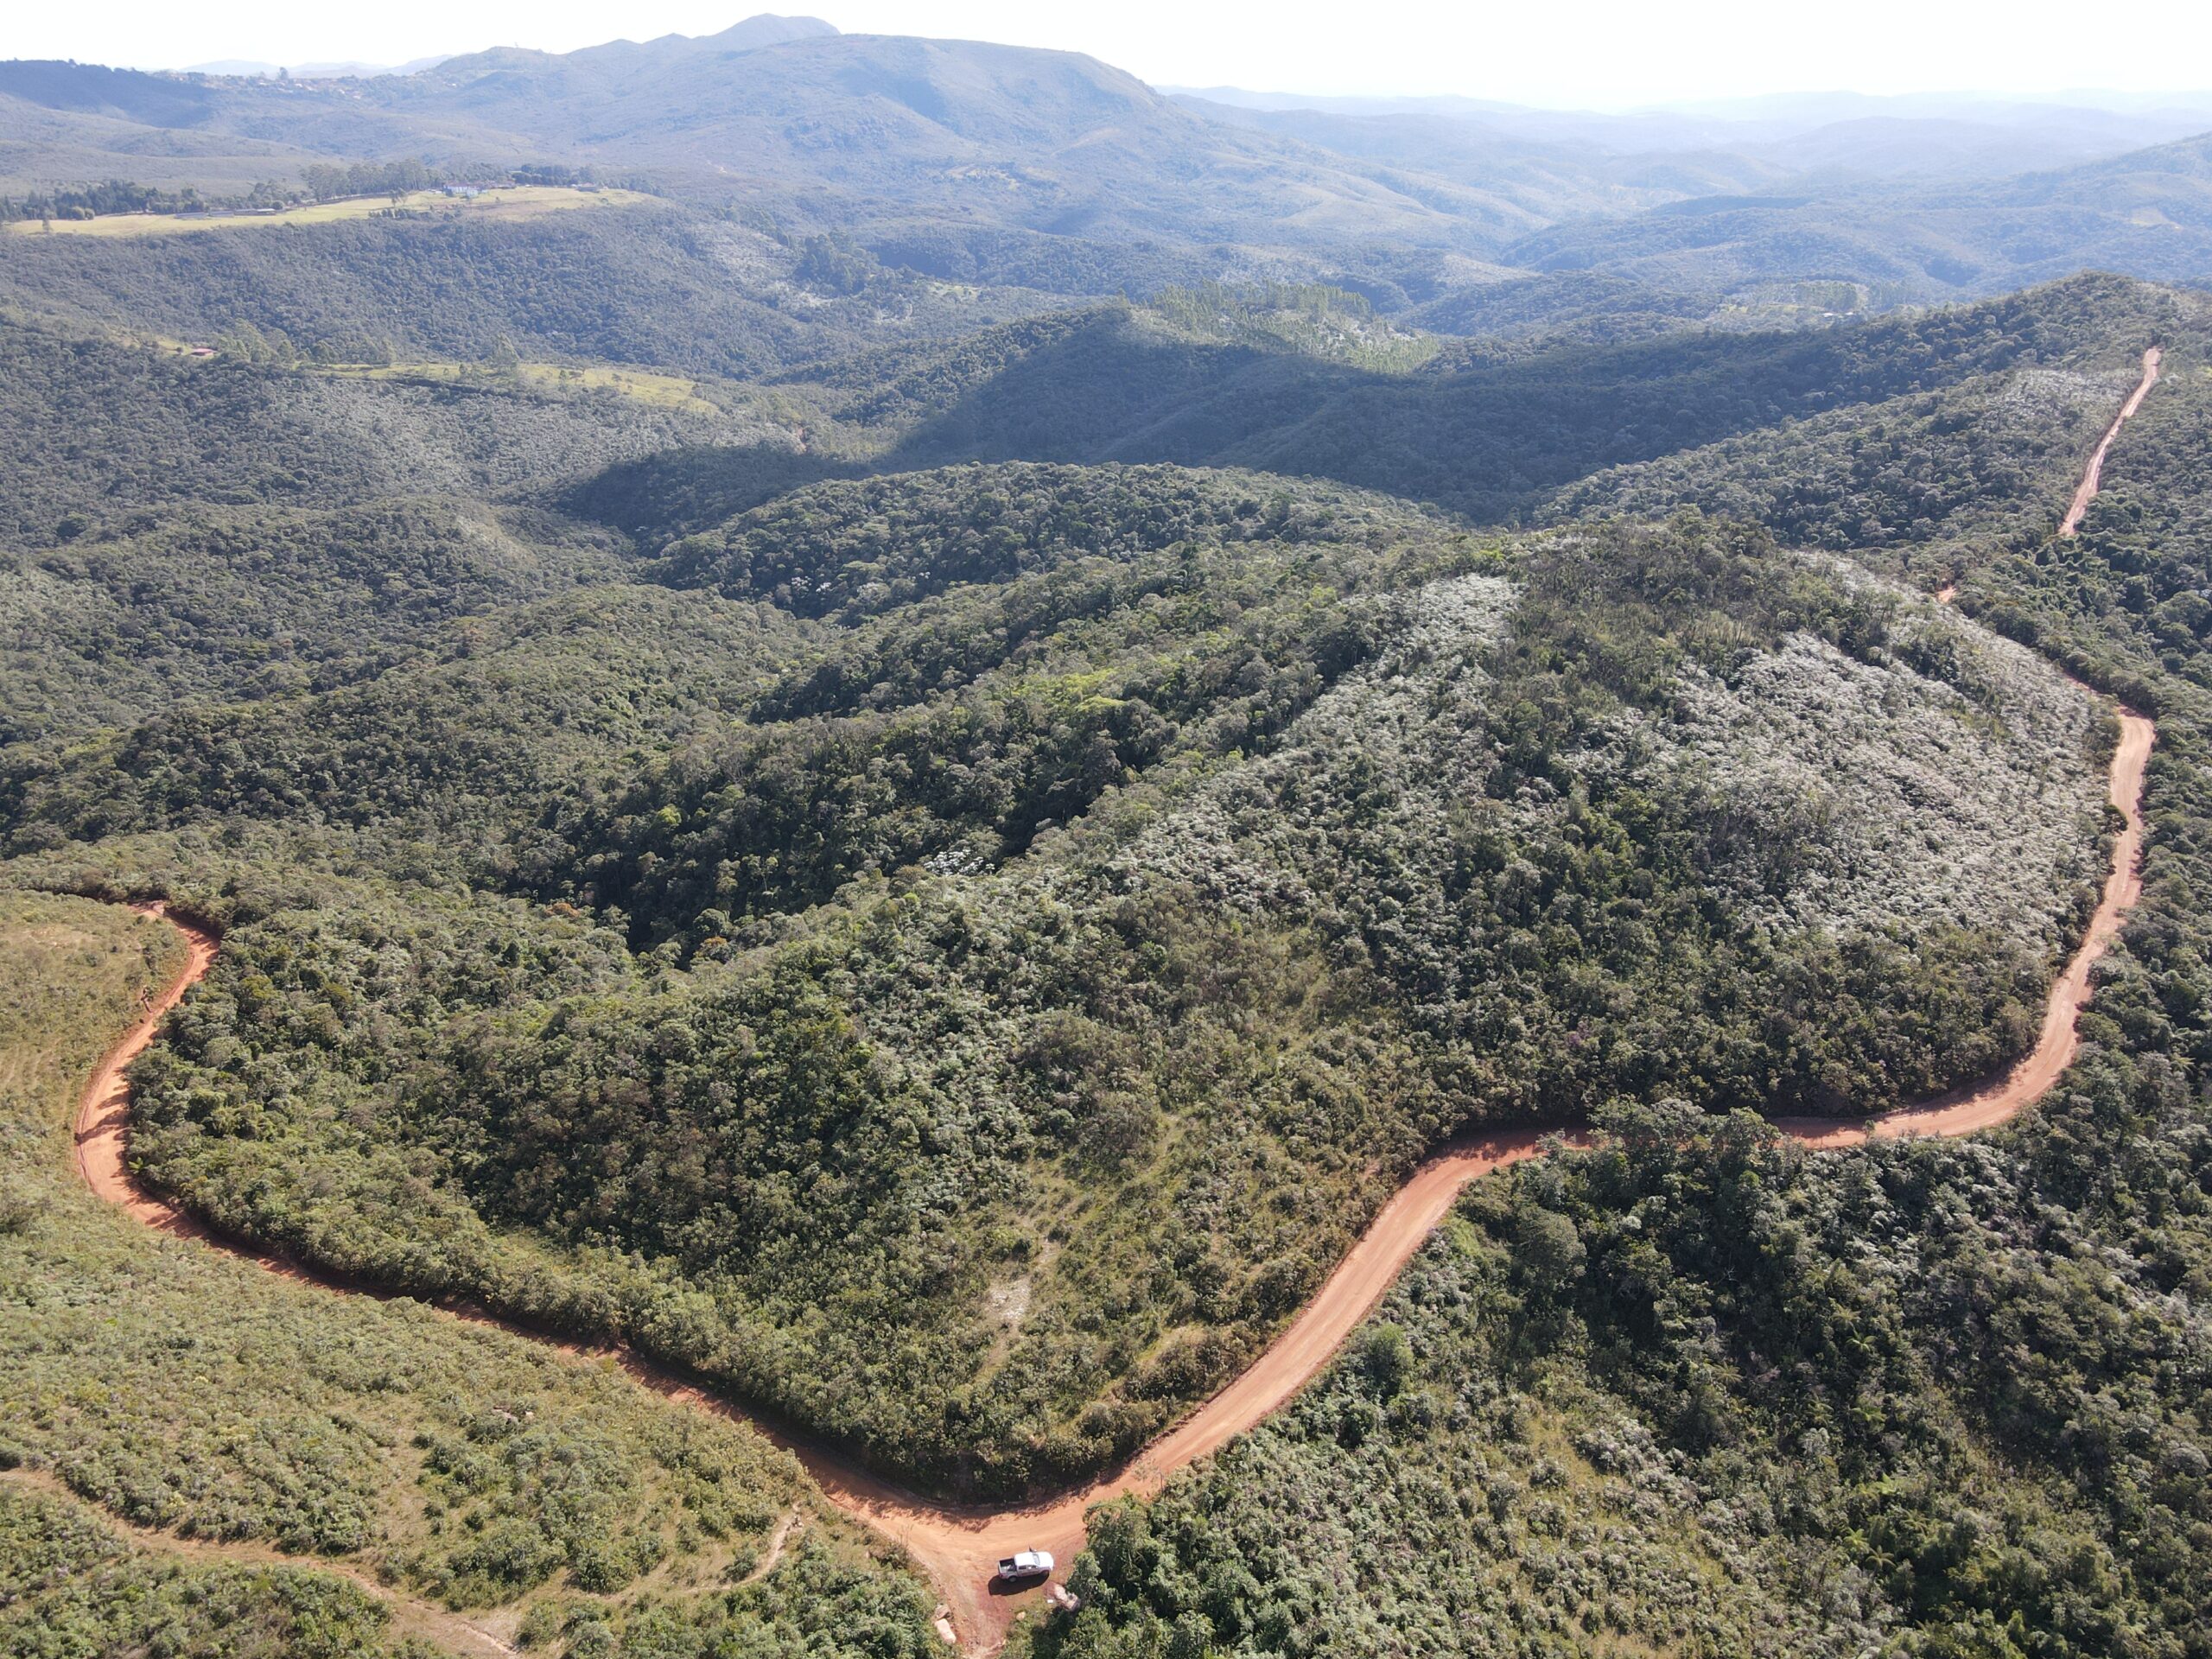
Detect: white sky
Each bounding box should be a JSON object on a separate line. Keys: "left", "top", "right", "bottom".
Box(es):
{"left": 12, "top": 0, "right": 2212, "bottom": 109}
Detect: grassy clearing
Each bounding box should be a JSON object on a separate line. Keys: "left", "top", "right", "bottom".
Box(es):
{"left": 315, "top": 358, "right": 725, "bottom": 415}
{"left": 0, "top": 888, "right": 934, "bottom": 1654}
{"left": 4, "top": 186, "right": 651, "bottom": 239}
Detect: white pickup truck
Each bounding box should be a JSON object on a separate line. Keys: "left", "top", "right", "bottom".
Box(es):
{"left": 995, "top": 1549, "right": 1054, "bottom": 1582}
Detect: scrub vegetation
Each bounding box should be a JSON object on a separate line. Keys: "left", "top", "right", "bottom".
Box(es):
{"left": 0, "top": 77, "right": 2205, "bottom": 1648}
{"left": 16, "top": 467, "right": 2103, "bottom": 1498}
{"left": 1027, "top": 308, "right": 2212, "bottom": 1659}
{"left": 0, "top": 890, "right": 936, "bottom": 1653}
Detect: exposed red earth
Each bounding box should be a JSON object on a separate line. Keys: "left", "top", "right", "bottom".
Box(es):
{"left": 61, "top": 350, "right": 2165, "bottom": 1652}
{"left": 2062, "top": 346, "right": 2162, "bottom": 537}
{"left": 73, "top": 903, "right": 219, "bottom": 1229}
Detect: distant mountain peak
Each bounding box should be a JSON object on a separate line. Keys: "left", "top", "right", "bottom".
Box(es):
{"left": 703, "top": 14, "right": 840, "bottom": 47}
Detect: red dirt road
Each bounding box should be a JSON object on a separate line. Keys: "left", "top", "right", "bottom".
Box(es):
{"left": 2062, "top": 346, "right": 2162, "bottom": 537}
{"left": 63, "top": 344, "right": 2168, "bottom": 1654}
{"left": 74, "top": 903, "right": 219, "bottom": 1230}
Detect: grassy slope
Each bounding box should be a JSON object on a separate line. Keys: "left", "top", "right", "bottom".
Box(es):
{"left": 315, "top": 358, "right": 725, "bottom": 416}
{"left": 0, "top": 890, "right": 934, "bottom": 1653}
{"left": 3, "top": 186, "right": 652, "bottom": 238}
{"left": 0, "top": 1478, "right": 410, "bottom": 1659}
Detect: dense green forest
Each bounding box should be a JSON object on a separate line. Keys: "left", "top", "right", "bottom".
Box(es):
{"left": 5, "top": 261, "right": 2180, "bottom": 556}
{"left": 14, "top": 466, "right": 2101, "bottom": 1497}
{"left": 1031, "top": 335, "right": 2212, "bottom": 1659}
{"left": 2035, "top": 365, "right": 2212, "bottom": 691}
{"left": 769, "top": 274, "right": 2190, "bottom": 522}
{"left": 1535, "top": 362, "right": 2133, "bottom": 567}
{"left": 0, "top": 499, "right": 640, "bottom": 742}
{"left": 0, "top": 111, "right": 2207, "bottom": 1654}
{"left": 0, "top": 320, "right": 794, "bottom": 547}
{"left": 540, "top": 274, "right": 2199, "bottom": 548}
{"left": 0, "top": 202, "right": 1057, "bottom": 384}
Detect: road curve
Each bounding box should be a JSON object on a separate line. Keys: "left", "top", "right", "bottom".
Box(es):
{"left": 64, "top": 349, "right": 2166, "bottom": 1653}
{"left": 75, "top": 905, "right": 218, "bottom": 1229}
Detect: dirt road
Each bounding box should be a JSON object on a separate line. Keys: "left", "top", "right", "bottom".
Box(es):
{"left": 74, "top": 904, "right": 219, "bottom": 1232}
{"left": 61, "top": 348, "right": 2167, "bottom": 1653}
{"left": 2062, "top": 346, "right": 2162, "bottom": 537}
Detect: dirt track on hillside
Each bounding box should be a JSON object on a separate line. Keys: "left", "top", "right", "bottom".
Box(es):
{"left": 0, "top": 1466, "right": 518, "bottom": 1659}
{"left": 64, "top": 683, "right": 2159, "bottom": 1652}
{"left": 74, "top": 905, "right": 219, "bottom": 1229}
{"left": 2062, "top": 346, "right": 2162, "bottom": 536}
{"left": 62, "top": 349, "right": 2166, "bottom": 1654}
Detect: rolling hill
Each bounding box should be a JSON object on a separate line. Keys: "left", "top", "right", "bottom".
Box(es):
{"left": 10, "top": 22, "right": 2212, "bottom": 312}
{"left": 1505, "top": 131, "right": 2212, "bottom": 300}
{"left": 3, "top": 27, "right": 2211, "bottom": 1659}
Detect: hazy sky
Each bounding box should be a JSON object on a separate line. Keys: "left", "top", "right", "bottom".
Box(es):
{"left": 16, "top": 0, "right": 2212, "bottom": 108}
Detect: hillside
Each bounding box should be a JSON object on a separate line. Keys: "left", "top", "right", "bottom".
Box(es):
{"left": 1034, "top": 308, "right": 2212, "bottom": 1659}
{"left": 0, "top": 318, "right": 816, "bottom": 553}
{"left": 1176, "top": 97, "right": 1785, "bottom": 217}
{"left": 10, "top": 25, "right": 2212, "bottom": 310}
{"left": 1, "top": 30, "right": 1537, "bottom": 257}
{"left": 2, "top": 448, "right": 2110, "bottom": 1497}
{"left": 0, "top": 35, "right": 2209, "bottom": 1656}
{"left": 0, "top": 202, "right": 1061, "bottom": 383}
{"left": 1505, "top": 133, "right": 2212, "bottom": 301}
{"left": 1533, "top": 361, "right": 2139, "bottom": 564}
{"left": 0, "top": 888, "right": 935, "bottom": 1655}
{"left": 1045, "top": 1085, "right": 2212, "bottom": 1658}
{"left": 658, "top": 271, "right": 2185, "bottom": 526}
{"left": 327, "top": 274, "right": 2195, "bottom": 548}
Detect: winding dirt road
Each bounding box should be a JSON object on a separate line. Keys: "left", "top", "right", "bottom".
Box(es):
{"left": 2062, "top": 346, "right": 2162, "bottom": 537}
{"left": 74, "top": 904, "right": 219, "bottom": 1230}
{"left": 63, "top": 351, "right": 2165, "bottom": 1653}
{"left": 66, "top": 688, "right": 2160, "bottom": 1651}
